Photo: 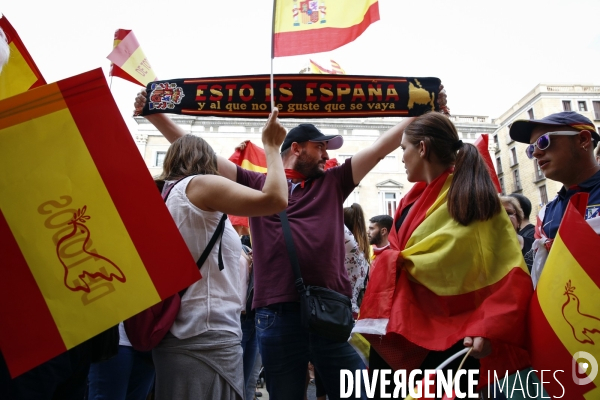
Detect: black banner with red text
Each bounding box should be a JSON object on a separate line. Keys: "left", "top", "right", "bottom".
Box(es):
{"left": 142, "top": 74, "right": 441, "bottom": 119}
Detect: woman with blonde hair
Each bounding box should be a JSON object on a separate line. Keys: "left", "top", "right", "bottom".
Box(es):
{"left": 353, "top": 112, "right": 532, "bottom": 398}
{"left": 152, "top": 110, "right": 288, "bottom": 400}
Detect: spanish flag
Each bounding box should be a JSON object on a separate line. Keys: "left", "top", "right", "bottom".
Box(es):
{"left": 0, "top": 15, "right": 46, "bottom": 100}
{"left": 354, "top": 169, "right": 532, "bottom": 383}
{"left": 228, "top": 140, "right": 268, "bottom": 229}
{"left": 107, "top": 29, "right": 156, "bottom": 87}
{"left": 0, "top": 69, "right": 200, "bottom": 377}
{"left": 474, "top": 134, "right": 502, "bottom": 193}
{"left": 528, "top": 192, "right": 600, "bottom": 399}
{"left": 273, "top": 0, "right": 380, "bottom": 57}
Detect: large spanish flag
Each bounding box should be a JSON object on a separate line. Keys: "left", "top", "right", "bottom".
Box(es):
{"left": 107, "top": 29, "right": 156, "bottom": 87}
{"left": 0, "top": 68, "right": 200, "bottom": 377}
{"left": 0, "top": 15, "right": 46, "bottom": 100}
{"left": 354, "top": 169, "right": 532, "bottom": 382}
{"left": 273, "top": 0, "right": 380, "bottom": 57}
{"left": 228, "top": 140, "right": 268, "bottom": 229}
{"left": 528, "top": 192, "right": 600, "bottom": 399}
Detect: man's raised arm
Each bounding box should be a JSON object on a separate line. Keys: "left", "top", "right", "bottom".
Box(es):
{"left": 134, "top": 90, "right": 238, "bottom": 181}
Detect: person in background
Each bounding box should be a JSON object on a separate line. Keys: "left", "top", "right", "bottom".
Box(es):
{"left": 596, "top": 142, "right": 600, "bottom": 165}
{"left": 87, "top": 324, "right": 155, "bottom": 400}
{"left": 500, "top": 195, "right": 533, "bottom": 271}
{"left": 343, "top": 203, "right": 371, "bottom": 316}
{"left": 367, "top": 215, "right": 393, "bottom": 260}
{"left": 509, "top": 193, "right": 535, "bottom": 240}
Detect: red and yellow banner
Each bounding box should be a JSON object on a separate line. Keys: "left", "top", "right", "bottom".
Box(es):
{"left": 0, "top": 15, "right": 46, "bottom": 100}
{"left": 273, "top": 0, "right": 380, "bottom": 57}
{"left": 0, "top": 69, "right": 199, "bottom": 377}
{"left": 107, "top": 29, "right": 156, "bottom": 86}
{"left": 474, "top": 134, "right": 502, "bottom": 193}
{"left": 228, "top": 141, "right": 268, "bottom": 229}
{"left": 355, "top": 170, "right": 532, "bottom": 381}
{"left": 528, "top": 193, "right": 600, "bottom": 399}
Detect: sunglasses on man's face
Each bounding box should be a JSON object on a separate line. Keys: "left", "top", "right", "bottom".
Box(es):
{"left": 525, "top": 131, "right": 583, "bottom": 159}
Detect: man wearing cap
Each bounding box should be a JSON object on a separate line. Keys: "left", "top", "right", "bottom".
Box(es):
{"left": 509, "top": 111, "right": 600, "bottom": 286}
{"left": 133, "top": 90, "right": 442, "bottom": 398}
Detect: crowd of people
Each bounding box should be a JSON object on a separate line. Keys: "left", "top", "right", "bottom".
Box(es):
{"left": 2, "top": 27, "right": 600, "bottom": 400}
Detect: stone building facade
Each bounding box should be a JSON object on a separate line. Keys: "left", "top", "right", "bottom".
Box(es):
{"left": 134, "top": 114, "right": 497, "bottom": 223}
{"left": 492, "top": 84, "right": 600, "bottom": 223}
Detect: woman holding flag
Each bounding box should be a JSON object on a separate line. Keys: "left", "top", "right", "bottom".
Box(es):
{"left": 353, "top": 112, "right": 533, "bottom": 398}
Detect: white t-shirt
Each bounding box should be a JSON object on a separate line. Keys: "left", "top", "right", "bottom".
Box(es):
{"left": 165, "top": 176, "right": 244, "bottom": 340}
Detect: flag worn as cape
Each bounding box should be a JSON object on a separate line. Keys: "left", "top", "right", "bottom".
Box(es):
{"left": 474, "top": 134, "right": 502, "bottom": 193}
{"left": 0, "top": 68, "right": 200, "bottom": 377}
{"left": 107, "top": 29, "right": 156, "bottom": 87}
{"left": 528, "top": 192, "right": 600, "bottom": 399}
{"left": 228, "top": 141, "right": 268, "bottom": 229}
{"left": 353, "top": 170, "right": 532, "bottom": 385}
{"left": 0, "top": 15, "right": 46, "bottom": 100}
{"left": 273, "top": 0, "right": 380, "bottom": 57}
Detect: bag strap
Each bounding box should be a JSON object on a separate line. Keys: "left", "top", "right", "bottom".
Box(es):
{"left": 279, "top": 211, "right": 306, "bottom": 294}
{"left": 162, "top": 177, "right": 228, "bottom": 298}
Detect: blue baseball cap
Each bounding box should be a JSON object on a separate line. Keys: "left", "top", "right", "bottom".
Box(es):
{"left": 509, "top": 111, "right": 599, "bottom": 144}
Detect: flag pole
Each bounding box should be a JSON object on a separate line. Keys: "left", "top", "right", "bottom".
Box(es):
{"left": 270, "top": 0, "right": 276, "bottom": 111}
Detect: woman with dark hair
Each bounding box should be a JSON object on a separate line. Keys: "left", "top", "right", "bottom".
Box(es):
{"left": 152, "top": 110, "right": 288, "bottom": 400}
{"left": 353, "top": 112, "right": 532, "bottom": 397}
{"left": 342, "top": 203, "right": 370, "bottom": 316}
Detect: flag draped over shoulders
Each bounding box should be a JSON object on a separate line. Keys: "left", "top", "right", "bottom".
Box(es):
{"left": 353, "top": 170, "right": 532, "bottom": 378}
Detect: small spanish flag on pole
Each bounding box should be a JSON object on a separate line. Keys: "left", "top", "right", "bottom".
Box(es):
{"left": 0, "top": 68, "right": 199, "bottom": 377}
{"left": 528, "top": 192, "right": 600, "bottom": 399}
{"left": 0, "top": 15, "right": 46, "bottom": 100}
{"left": 107, "top": 29, "right": 156, "bottom": 87}
{"left": 228, "top": 141, "right": 268, "bottom": 229}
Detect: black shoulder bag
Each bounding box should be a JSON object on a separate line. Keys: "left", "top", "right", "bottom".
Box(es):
{"left": 279, "top": 211, "right": 353, "bottom": 343}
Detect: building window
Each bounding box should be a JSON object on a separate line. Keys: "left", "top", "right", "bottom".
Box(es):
{"left": 513, "top": 169, "right": 522, "bottom": 191}
{"left": 343, "top": 189, "right": 360, "bottom": 208}
{"left": 510, "top": 147, "right": 518, "bottom": 166}
{"left": 534, "top": 160, "right": 544, "bottom": 181}
{"left": 496, "top": 156, "right": 503, "bottom": 174}
{"left": 376, "top": 155, "right": 398, "bottom": 172}
{"left": 155, "top": 151, "right": 166, "bottom": 167}
{"left": 499, "top": 176, "right": 505, "bottom": 195}
{"left": 563, "top": 100, "right": 572, "bottom": 112}
{"left": 528, "top": 108, "right": 535, "bottom": 119}
{"left": 593, "top": 101, "right": 600, "bottom": 120}
{"left": 382, "top": 192, "right": 398, "bottom": 217}
{"left": 539, "top": 185, "right": 548, "bottom": 205}
{"left": 578, "top": 101, "right": 588, "bottom": 112}
{"left": 493, "top": 134, "right": 499, "bottom": 151}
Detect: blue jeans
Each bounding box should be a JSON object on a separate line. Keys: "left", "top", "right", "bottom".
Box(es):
{"left": 87, "top": 345, "right": 155, "bottom": 400}
{"left": 255, "top": 302, "right": 366, "bottom": 400}
{"left": 241, "top": 313, "right": 260, "bottom": 400}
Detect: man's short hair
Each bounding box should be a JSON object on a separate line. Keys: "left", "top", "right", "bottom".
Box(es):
{"left": 369, "top": 215, "right": 393, "bottom": 231}
{"left": 509, "top": 193, "right": 532, "bottom": 220}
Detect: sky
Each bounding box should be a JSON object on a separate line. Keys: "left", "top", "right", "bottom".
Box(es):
{"left": 3, "top": 0, "right": 600, "bottom": 134}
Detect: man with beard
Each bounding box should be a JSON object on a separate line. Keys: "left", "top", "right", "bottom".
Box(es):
{"left": 368, "top": 214, "right": 393, "bottom": 260}
{"left": 134, "top": 90, "right": 448, "bottom": 399}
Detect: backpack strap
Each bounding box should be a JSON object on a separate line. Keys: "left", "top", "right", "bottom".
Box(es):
{"left": 162, "top": 177, "right": 228, "bottom": 296}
